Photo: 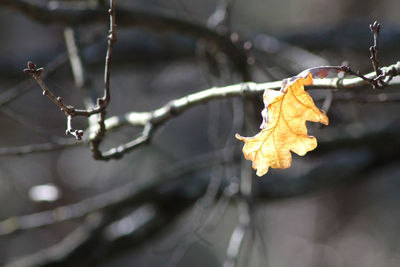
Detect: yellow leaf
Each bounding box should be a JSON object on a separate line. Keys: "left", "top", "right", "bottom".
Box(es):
{"left": 236, "top": 72, "right": 328, "bottom": 176}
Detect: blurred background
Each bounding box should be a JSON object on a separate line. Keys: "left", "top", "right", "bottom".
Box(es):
{"left": 0, "top": 0, "right": 400, "bottom": 266}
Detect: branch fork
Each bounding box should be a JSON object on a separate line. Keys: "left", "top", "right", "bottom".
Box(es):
{"left": 23, "top": 0, "right": 117, "bottom": 146}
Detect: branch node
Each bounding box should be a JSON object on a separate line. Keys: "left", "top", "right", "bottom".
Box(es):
{"left": 369, "top": 21, "right": 381, "bottom": 35}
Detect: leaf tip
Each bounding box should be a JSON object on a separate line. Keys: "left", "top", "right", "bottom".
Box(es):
{"left": 256, "top": 170, "right": 267, "bottom": 177}
{"left": 320, "top": 111, "right": 329, "bottom": 125}
{"left": 235, "top": 133, "right": 244, "bottom": 141}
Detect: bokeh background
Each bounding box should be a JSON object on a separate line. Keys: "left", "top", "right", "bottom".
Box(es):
{"left": 0, "top": 0, "right": 400, "bottom": 266}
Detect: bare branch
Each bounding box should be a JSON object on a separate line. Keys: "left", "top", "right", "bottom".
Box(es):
{"left": 89, "top": 0, "right": 117, "bottom": 159}
{"left": 0, "top": 53, "right": 68, "bottom": 109}
{"left": 84, "top": 62, "right": 399, "bottom": 159}
{"left": 102, "top": 0, "right": 117, "bottom": 106}
{"left": 23, "top": 61, "right": 86, "bottom": 140}
{"left": 103, "top": 62, "right": 400, "bottom": 129}
{"left": 19, "top": 59, "right": 400, "bottom": 159}
{"left": 340, "top": 21, "right": 396, "bottom": 89}
{"left": 369, "top": 21, "right": 381, "bottom": 76}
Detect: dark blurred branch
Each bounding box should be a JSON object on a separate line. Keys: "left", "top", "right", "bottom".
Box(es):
{"left": 4, "top": 109, "right": 400, "bottom": 266}
{"left": 281, "top": 20, "right": 400, "bottom": 51}
{"left": 0, "top": 140, "right": 81, "bottom": 156}
{"left": 208, "top": 0, "right": 234, "bottom": 34}
{"left": 164, "top": 99, "right": 244, "bottom": 267}
{"left": 0, "top": 150, "right": 229, "bottom": 236}
{"left": 252, "top": 34, "right": 329, "bottom": 75}
{"left": 325, "top": 92, "right": 400, "bottom": 103}
{"left": 63, "top": 27, "right": 96, "bottom": 108}
{"left": 0, "top": 0, "right": 249, "bottom": 78}
{"left": 4, "top": 96, "right": 400, "bottom": 266}
{"left": 223, "top": 161, "right": 252, "bottom": 267}
{"left": 4, "top": 126, "right": 400, "bottom": 266}
{"left": 3, "top": 162, "right": 220, "bottom": 267}
{"left": 5, "top": 213, "right": 106, "bottom": 267}
{"left": 223, "top": 198, "right": 250, "bottom": 267}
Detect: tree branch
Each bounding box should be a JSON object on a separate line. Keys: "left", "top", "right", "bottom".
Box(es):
{"left": 0, "top": 53, "right": 68, "bottom": 109}
{"left": 369, "top": 21, "right": 381, "bottom": 76}
{"left": 92, "top": 62, "right": 400, "bottom": 159}
{"left": 6, "top": 62, "right": 399, "bottom": 157}
{"left": 88, "top": 0, "right": 117, "bottom": 159}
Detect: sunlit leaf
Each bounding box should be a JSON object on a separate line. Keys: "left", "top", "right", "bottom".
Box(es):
{"left": 236, "top": 71, "right": 329, "bottom": 176}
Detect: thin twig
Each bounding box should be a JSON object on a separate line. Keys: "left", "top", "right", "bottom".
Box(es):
{"left": 369, "top": 21, "right": 381, "bottom": 76}
{"left": 66, "top": 115, "right": 84, "bottom": 140}
{"left": 64, "top": 25, "right": 100, "bottom": 143}
{"left": 0, "top": 52, "right": 68, "bottom": 109}
{"left": 89, "top": 0, "right": 117, "bottom": 159}
{"left": 0, "top": 140, "right": 81, "bottom": 156}
{"left": 102, "top": 0, "right": 116, "bottom": 106}
{"left": 23, "top": 1, "right": 117, "bottom": 144}
{"left": 342, "top": 21, "right": 388, "bottom": 89}
{"left": 21, "top": 63, "right": 77, "bottom": 113}
{"left": 23, "top": 61, "right": 85, "bottom": 140}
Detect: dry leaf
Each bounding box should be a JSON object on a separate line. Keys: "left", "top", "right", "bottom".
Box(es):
{"left": 236, "top": 68, "right": 335, "bottom": 176}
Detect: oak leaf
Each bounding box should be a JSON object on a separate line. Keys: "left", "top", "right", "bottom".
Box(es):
{"left": 236, "top": 68, "right": 334, "bottom": 176}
